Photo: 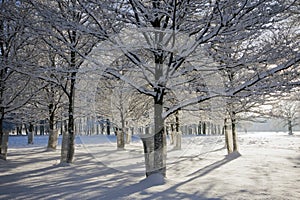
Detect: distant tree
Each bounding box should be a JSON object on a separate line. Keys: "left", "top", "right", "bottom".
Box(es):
{"left": 271, "top": 97, "right": 300, "bottom": 135}
{"left": 94, "top": 72, "right": 152, "bottom": 149}
{"left": 208, "top": 0, "right": 300, "bottom": 153}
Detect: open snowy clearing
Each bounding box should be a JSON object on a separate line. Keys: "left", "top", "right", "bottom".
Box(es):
{"left": 0, "top": 132, "right": 300, "bottom": 200}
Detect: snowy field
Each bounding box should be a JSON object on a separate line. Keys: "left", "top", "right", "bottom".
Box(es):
{"left": 0, "top": 132, "right": 300, "bottom": 200}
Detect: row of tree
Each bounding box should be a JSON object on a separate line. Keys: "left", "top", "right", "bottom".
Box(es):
{"left": 1, "top": 0, "right": 299, "bottom": 177}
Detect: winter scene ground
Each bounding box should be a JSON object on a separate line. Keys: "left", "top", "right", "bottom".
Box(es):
{"left": 1, "top": 132, "right": 299, "bottom": 200}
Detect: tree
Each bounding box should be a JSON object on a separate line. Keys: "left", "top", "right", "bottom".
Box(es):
{"left": 28, "top": 0, "right": 102, "bottom": 163}
{"left": 29, "top": 0, "right": 121, "bottom": 163}
{"left": 271, "top": 96, "right": 300, "bottom": 135}
{"left": 207, "top": 0, "right": 300, "bottom": 153}
{"left": 0, "top": 0, "right": 45, "bottom": 159}
{"left": 89, "top": 0, "right": 299, "bottom": 177}
{"left": 91, "top": 71, "right": 152, "bottom": 148}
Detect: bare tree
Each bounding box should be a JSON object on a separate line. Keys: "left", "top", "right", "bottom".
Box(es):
{"left": 28, "top": 0, "right": 115, "bottom": 163}
{"left": 0, "top": 0, "right": 46, "bottom": 159}
{"left": 271, "top": 95, "right": 300, "bottom": 135}
{"left": 93, "top": 72, "right": 152, "bottom": 148}
{"left": 88, "top": 0, "right": 300, "bottom": 177}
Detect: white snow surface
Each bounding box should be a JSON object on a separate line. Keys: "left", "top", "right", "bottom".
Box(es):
{"left": 0, "top": 132, "right": 300, "bottom": 200}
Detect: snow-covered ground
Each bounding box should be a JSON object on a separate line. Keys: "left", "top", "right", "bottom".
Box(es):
{"left": 0, "top": 132, "right": 299, "bottom": 200}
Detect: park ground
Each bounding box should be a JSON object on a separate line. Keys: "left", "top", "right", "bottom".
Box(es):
{"left": 0, "top": 131, "right": 300, "bottom": 200}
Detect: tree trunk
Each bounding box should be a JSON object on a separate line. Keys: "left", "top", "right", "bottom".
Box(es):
{"left": 61, "top": 92, "right": 75, "bottom": 163}
{"left": 27, "top": 123, "right": 34, "bottom": 145}
{"left": 224, "top": 118, "right": 233, "bottom": 154}
{"left": 61, "top": 61, "right": 77, "bottom": 164}
{"left": 0, "top": 132, "right": 8, "bottom": 160}
{"left": 40, "top": 120, "right": 45, "bottom": 135}
{"left": 141, "top": 133, "right": 154, "bottom": 177}
{"left": 66, "top": 73, "right": 76, "bottom": 163}
{"left": 288, "top": 119, "right": 293, "bottom": 135}
{"left": 117, "top": 128, "right": 125, "bottom": 150}
{"left": 174, "top": 111, "right": 181, "bottom": 150}
{"left": 17, "top": 125, "right": 22, "bottom": 135}
{"left": 117, "top": 113, "right": 125, "bottom": 149}
{"left": 47, "top": 105, "right": 58, "bottom": 150}
{"left": 231, "top": 112, "right": 238, "bottom": 152}
{"left": 141, "top": 90, "right": 166, "bottom": 177}
{"left": 61, "top": 127, "right": 69, "bottom": 163}
{"left": 106, "top": 119, "right": 110, "bottom": 135}
{"left": 198, "top": 121, "right": 202, "bottom": 135}
{"left": 202, "top": 122, "right": 206, "bottom": 135}
{"left": 0, "top": 116, "right": 3, "bottom": 155}
{"left": 152, "top": 94, "right": 166, "bottom": 177}
{"left": 170, "top": 124, "right": 174, "bottom": 145}
{"left": 24, "top": 124, "right": 29, "bottom": 135}
{"left": 0, "top": 116, "right": 9, "bottom": 160}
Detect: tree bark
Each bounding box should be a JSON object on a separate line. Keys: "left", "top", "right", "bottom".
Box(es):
{"left": 152, "top": 92, "right": 166, "bottom": 177}
{"left": 67, "top": 72, "right": 76, "bottom": 163}
{"left": 231, "top": 112, "right": 238, "bottom": 152}
{"left": 117, "top": 113, "right": 125, "bottom": 149}
{"left": 288, "top": 119, "right": 293, "bottom": 135}
{"left": 61, "top": 43, "right": 77, "bottom": 163}
{"left": 27, "top": 123, "right": 34, "bottom": 145}
{"left": 47, "top": 104, "right": 58, "bottom": 150}
{"left": 174, "top": 111, "right": 181, "bottom": 150}
{"left": 106, "top": 119, "right": 110, "bottom": 135}
{"left": 0, "top": 132, "right": 8, "bottom": 160}
{"left": 0, "top": 116, "right": 3, "bottom": 156}
{"left": 224, "top": 118, "right": 233, "bottom": 154}
{"left": 0, "top": 116, "right": 9, "bottom": 160}
{"left": 40, "top": 120, "right": 45, "bottom": 135}
{"left": 202, "top": 122, "right": 206, "bottom": 135}
{"left": 198, "top": 121, "right": 202, "bottom": 135}
{"left": 117, "top": 128, "right": 125, "bottom": 150}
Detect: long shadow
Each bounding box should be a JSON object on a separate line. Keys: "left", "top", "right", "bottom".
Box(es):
{"left": 96, "top": 152, "right": 241, "bottom": 200}
{"left": 0, "top": 142, "right": 240, "bottom": 200}
{"left": 167, "top": 146, "right": 226, "bottom": 165}
{"left": 0, "top": 149, "right": 141, "bottom": 200}
{"left": 187, "top": 151, "right": 241, "bottom": 177}
{"left": 97, "top": 175, "right": 220, "bottom": 200}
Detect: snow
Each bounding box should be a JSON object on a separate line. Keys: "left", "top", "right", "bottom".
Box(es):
{"left": 0, "top": 132, "right": 300, "bottom": 200}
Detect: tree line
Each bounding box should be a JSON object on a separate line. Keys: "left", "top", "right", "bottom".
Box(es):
{"left": 0, "top": 0, "right": 299, "bottom": 177}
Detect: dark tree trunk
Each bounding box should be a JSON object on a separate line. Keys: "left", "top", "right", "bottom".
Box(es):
{"left": 106, "top": 119, "right": 110, "bottom": 135}
{"left": 0, "top": 116, "right": 9, "bottom": 160}
{"left": 17, "top": 125, "right": 22, "bottom": 135}
{"left": 67, "top": 72, "right": 76, "bottom": 163}
{"left": 47, "top": 103, "right": 58, "bottom": 150}
{"left": 61, "top": 43, "right": 77, "bottom": 163}
{"left": 40, "top": 120, "right": 45, "bottom": 135}
{"left": 288, "top": 119, "right": 293, "bottom": 135}
{"left": 198, "top": 121, "right": 202, "bottom": 135}
{"left": 174, "top": 111, "right": 181, "bottom": 150}
{"left": 28, "top": 123, "right": 34, "bottom": 145}
{"left": 231, "top": 112, "right": 238, "bottom": 152}
{"left": 202, "top": 122, "right": 206, "bottom": 135}
{"left": 0, "top": 115, "right": 3, "bottom": 155}
{"left": 24, "top": 124, "right": 29, "bottom": 135}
